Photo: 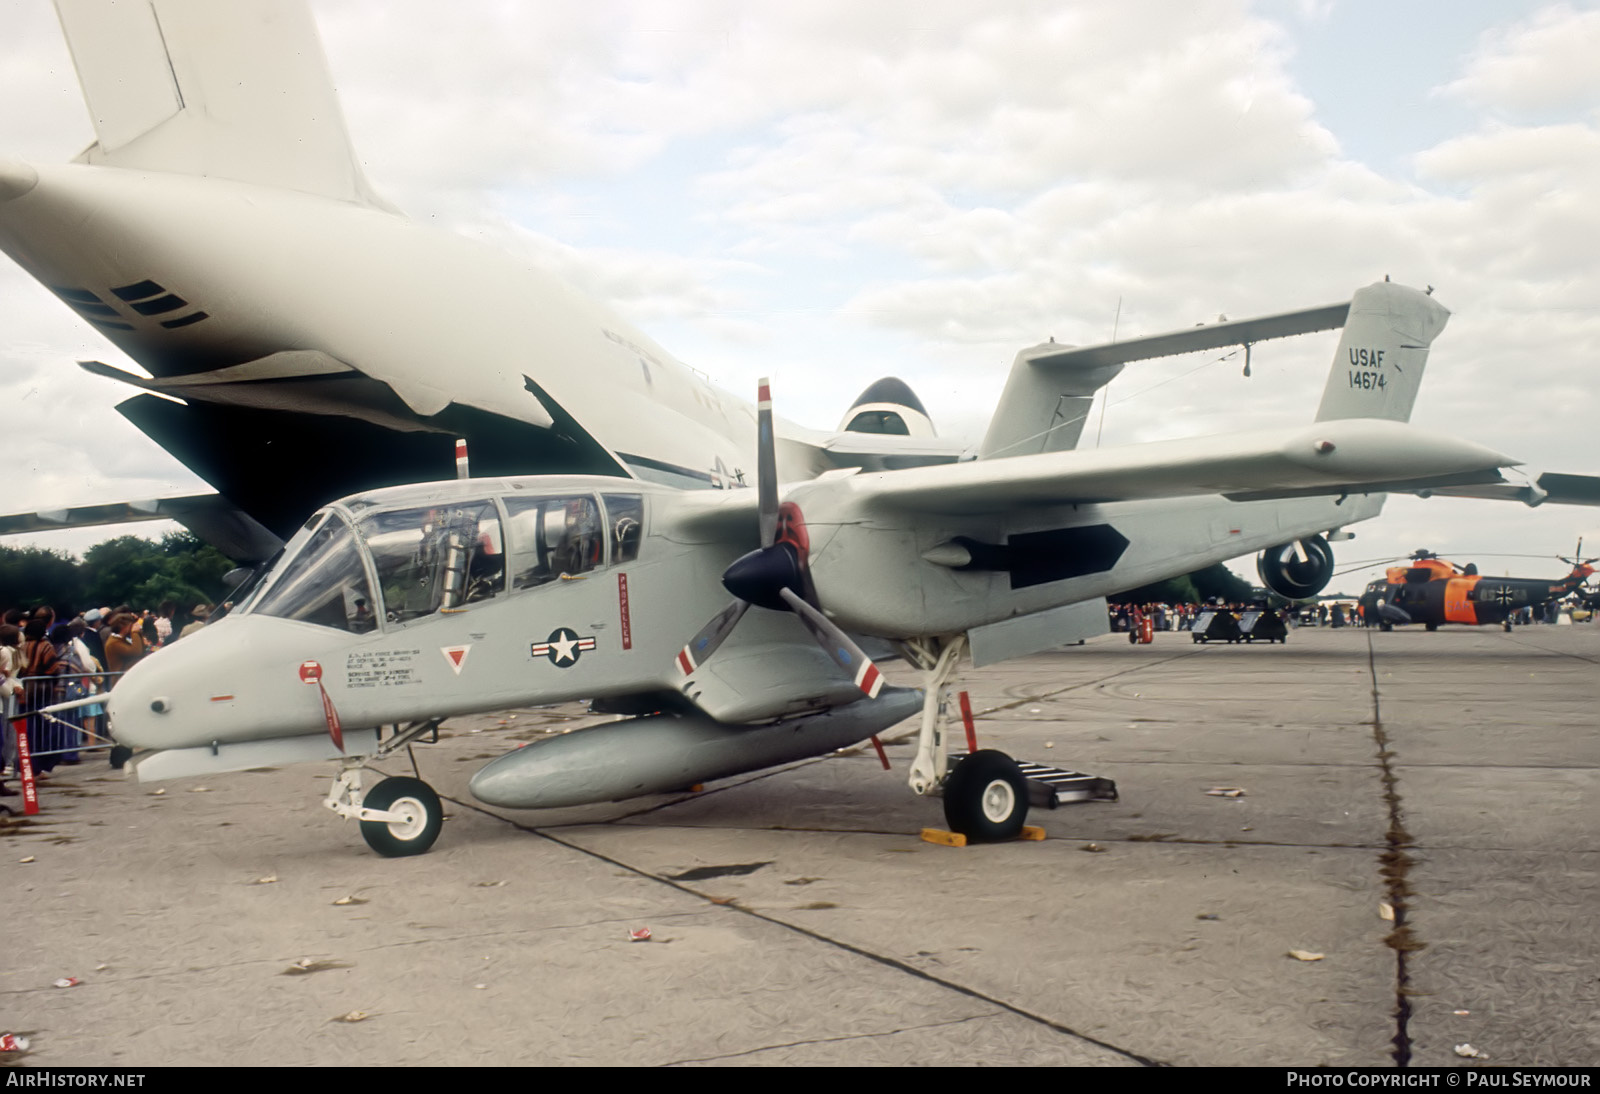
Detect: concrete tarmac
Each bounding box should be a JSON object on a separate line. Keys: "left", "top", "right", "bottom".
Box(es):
{"left": 2, "top": 625, "right": 1595, "bottom": 1067}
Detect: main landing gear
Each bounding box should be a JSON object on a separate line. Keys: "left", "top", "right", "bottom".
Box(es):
{"left": 898, "top": 637, "right": 1117, "bottom": 842}
{"left": 942, "top": 749, "right": 1030, "bottom": 841}
{"left": 324, "top": 719, "right": 447, "bottom": 857}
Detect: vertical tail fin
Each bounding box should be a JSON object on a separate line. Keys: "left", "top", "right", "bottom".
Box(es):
{"left": 1314, "top": 280, "right": 1450, "bottom": 423}
{"left": 54, "top": 0, "right": 392, "bottom": 208}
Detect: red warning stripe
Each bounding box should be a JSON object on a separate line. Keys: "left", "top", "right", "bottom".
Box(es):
{"left": 854, "top": 661, "right": 882, "bottom": 699}
{"left": 676, "top": 647, "right": 696, "bottom": 675}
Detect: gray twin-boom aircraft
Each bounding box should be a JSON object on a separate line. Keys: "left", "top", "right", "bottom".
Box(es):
{"left": 7, "top": 2, "right": 1596, "bottom": 855}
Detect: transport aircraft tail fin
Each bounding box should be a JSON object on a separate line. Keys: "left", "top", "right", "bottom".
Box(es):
{"left": 1313, "top": 280, "right": 1450, "bottom": 424}
{"left": 54, "top": 0, "right": 392, "bottom": 208}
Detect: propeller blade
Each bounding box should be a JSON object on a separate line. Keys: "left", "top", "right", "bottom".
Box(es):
{"left": 676, "top": 599, "right": 750, "bottom": 675}
{"left": 757, "top": 378, "right": 778, "bottom": 548}
{"left": 777, "top": 587, "right": 884, "bottom": 698}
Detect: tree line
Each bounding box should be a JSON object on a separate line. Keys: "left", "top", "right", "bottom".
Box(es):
{"left": 1, "top": 527, "right": 1257, "bottom": 618}
{"left": 0, "top": 532, "right": 238, "bottom": 614}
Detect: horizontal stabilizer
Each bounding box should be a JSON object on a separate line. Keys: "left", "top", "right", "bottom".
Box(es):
{"left": 55, "top": 0, "right": 390, "bottom": 207}
{"left": 980, "top": 300, "right": 1349, "bottom": 460}
{"left": 0, "top": 493, "right": 283, "bottom": 562}
{"left": 1023, "top": 301, "right": 1350, "bottom": 373}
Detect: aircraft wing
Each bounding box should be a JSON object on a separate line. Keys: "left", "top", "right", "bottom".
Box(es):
{"left": 832, "top": 419, "right": 1517, "bottom": 516}
{"left": 0, "top": 493, "right": 282, "bottom": 562}
{"left": 1421, "top": 471, "right": 1600, "bottom": 508}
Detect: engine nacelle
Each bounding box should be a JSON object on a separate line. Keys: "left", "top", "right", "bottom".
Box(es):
{"left": 1256, "top": 534, "right": 1335, "bottom": 600}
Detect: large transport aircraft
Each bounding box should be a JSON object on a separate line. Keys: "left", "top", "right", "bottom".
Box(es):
{"left": 10, "top": 2, "right": 1600, "bottom": 855}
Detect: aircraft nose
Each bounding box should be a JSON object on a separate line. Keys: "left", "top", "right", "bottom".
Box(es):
{"left": 106, "top": 616, "right": 350, "bottom": 751}
{"left": 106, "top": 650, "right": 192, "bottom": 749}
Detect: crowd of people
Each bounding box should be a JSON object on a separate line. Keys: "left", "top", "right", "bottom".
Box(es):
{"left": 1110, "top": 600, "right": 1363, "bottom": 632}
{"left": 0, "top": 601, "right": 212, "bottom": 800}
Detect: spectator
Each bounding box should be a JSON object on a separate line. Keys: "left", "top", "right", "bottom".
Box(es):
{"left": 48, "top": 623, "right": 85, "bottom": 765}
{"left": 79, "top": 608, "right": 108, "bottom": 669}
{"left": 0, "top": 623, "right": 21, "bottom": 797}
{"left": 21, "top": 615, "right": 65, "bottom": 775}
{"left": 68, "top": 619, "right": 106, "bottom": 753}
{"left": 154, "top": 601, "right": 176, "bottom": 646}
{"left": 178, "top": 604, "right": 211, "bottom": 640}
{"left": 104, "top": 613, "right": 149, "bottom": 679}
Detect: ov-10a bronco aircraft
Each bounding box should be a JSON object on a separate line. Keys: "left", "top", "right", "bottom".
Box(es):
{"left": 12, "top": 3, "right": 1599, "bottom": 855}
{"left": 82, "top": 276, "right": 1593, "bottom": 856}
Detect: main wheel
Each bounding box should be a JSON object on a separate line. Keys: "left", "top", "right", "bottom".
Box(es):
{"left": 360, "top": 776, "right": 443, "bottom": 857}
{"left": 942, "top": 750, "right": 1029, "bottom": 842}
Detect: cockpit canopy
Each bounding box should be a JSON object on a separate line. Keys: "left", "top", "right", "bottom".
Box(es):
{"left": 244, "top": 489, "right": 644, "bottom": 633}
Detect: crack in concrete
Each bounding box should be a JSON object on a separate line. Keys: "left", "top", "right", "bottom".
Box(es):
{"left": 1499, "top": 634, "right": 1600, "bottom": 666}
{"left": 446, "top": 795, "right": 1167, "bottom": 1066}
{"left": 1366, "top": 632, "right": 1419, "bottom": 1068}
{"left": 656, "top": 1011, "right": 998, "bottom": 1065}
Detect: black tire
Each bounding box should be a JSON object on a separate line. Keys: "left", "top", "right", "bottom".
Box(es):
{"left": 360, "top": 776, "right": 443, "bottom": 857}
{"left": 109, "top": 745, "right": 132, "bottom": 770}
{"left": 942, "top": 750, "right": 1029, "bottom": 842}
{"left": 1128, "top": 630, "right": 1138, "bottom": 644}
{"left": 1378, "top": 622, "right": 1392, "bottom": 632}
{"left": 1425, "top": 622, "right": 1439, "bottom": 632}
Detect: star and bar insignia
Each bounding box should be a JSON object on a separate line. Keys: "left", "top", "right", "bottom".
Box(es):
{"left": 531, "top": 628, "right": 597, "bottom": 667}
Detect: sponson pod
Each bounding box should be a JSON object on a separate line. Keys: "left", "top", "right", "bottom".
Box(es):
{"left": 469, "top": 687, "right": 922, "bottom": 809}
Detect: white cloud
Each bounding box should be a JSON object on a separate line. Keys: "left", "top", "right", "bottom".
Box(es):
{"left": 1441, "top": 4, "right": 1600, "bottom": 117}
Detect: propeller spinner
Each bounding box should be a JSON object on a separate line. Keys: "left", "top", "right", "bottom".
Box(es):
{"left": 675, "top": 379, "right": 884, "bottom": 698}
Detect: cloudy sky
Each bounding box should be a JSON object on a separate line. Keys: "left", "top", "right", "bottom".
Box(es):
{"left": 2, "top": 0, "right": 1598, "bottom": 593}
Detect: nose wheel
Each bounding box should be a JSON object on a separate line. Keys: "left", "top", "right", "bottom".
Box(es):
{"left": 358, "top": 776, "right": 443, "bottom": 857}
{"left": 942, "top": 749, "right": 1029, "bottom": 842}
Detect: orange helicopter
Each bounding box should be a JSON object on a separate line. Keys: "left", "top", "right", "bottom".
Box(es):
{"left": 1357, "top": 543, "right": 1596, "bottom": 632}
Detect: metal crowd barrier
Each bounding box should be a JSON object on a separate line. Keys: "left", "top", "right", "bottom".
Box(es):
{"left": 5, "top": 671, "right": 126, "bottom": 817}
